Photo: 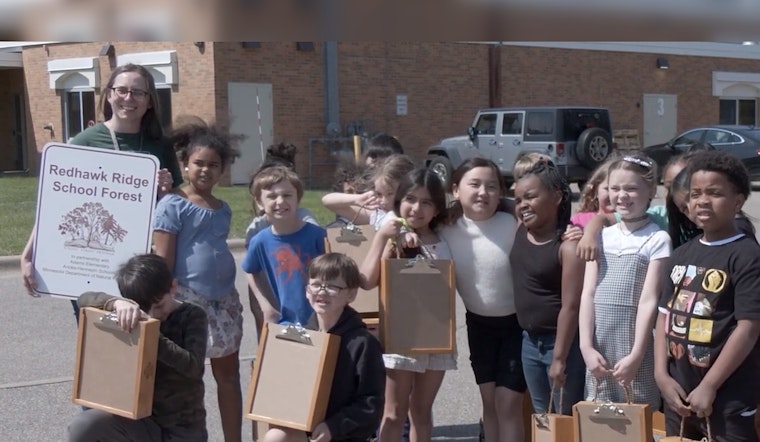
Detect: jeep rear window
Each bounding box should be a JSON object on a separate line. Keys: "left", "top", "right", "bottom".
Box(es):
{"left": 526, "top": 112, "right": 553, "bottom": 135}
{"left": 563, "top": 110, "right": 610, "bottom": 140}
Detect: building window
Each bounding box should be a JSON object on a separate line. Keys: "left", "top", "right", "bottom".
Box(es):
{"left": 156, "top": 87, "right": 172, "bottom": 131}
{"left": 63, "top": 89, "right": 96, "bottom": 142}
{"left": 719, "top": 99, "right": 756, "bottom": 125}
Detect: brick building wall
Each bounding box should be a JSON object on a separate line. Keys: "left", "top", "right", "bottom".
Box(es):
{"left": 499, "top": 45, "right": 760, "bottom": 135}
{"left": 17, "top": 42, "right": 760, "bottom": 186}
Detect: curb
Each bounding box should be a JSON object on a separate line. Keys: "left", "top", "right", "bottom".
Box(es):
{"left": 0, "top": 238, "right": 248, "bottom": 273}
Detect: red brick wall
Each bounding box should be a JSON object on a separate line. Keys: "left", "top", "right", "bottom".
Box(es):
{"left": 499, "top": 45, "right": 760, "bottom": 136}
{"left": 22, "top": 42, "right": 217, "bottom": 174}
{"left": 19, "top": 42, "right": 760, "bottom": 187}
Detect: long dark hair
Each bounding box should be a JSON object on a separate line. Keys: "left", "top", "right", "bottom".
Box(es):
{"left": 99, "top": 63, "right": 163, "bottom": 141}
{"left": 666, "top": 167, "right": 701, "bottom": 249}
{"left": 394, "top": 168, "right": 447, "bottom": 231}
{"left": 517, "top": 159, "right": 572, "bottom": 239}
{"left": 445, "top": 157, "right": 506, "bottom": 224}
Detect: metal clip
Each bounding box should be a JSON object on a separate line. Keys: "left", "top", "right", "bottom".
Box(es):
{"left": 533, "top": 414, "right": 550, "bottom": 430}
{"left": 95, "top": 313, "right": 124, "bottom": 332}
{"left": 592, "top": 401, "right": 627, "bottom": 417}
{"left": 275, "top": 323, "right": 313, "bottom": 345}
{"left": 335, "top": 224, "right": 368, "bottom": 244}
{"left": 400, "top": 254, "right": 439, "bottom": 274}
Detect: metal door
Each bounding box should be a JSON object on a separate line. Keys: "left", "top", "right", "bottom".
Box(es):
{"left": 490, "top": 111, "right": 524, "bottom": 174}
{"left": 228, "top": 82, "right": 273, "bottom": 185}
{"left": 643, "top": 94, "right": 677, "bottom": 148}
{"left": 474, "top": 112, "right": 499, "bottom": 160}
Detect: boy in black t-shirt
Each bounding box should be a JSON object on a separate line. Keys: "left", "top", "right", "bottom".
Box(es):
{"left": 655, "top": 151, "right": 760, "bottom": 441}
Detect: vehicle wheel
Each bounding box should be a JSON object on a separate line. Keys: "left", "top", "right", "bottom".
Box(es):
{"left": 428, "top": 156, "right": 453, "bottom": 189}
{"left": 576, "top": 127, "right": 612, "bottom": 169}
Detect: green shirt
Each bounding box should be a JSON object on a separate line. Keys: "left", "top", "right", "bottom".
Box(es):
{"left": 69, "top": 123, "right": 183, "bottom": 188}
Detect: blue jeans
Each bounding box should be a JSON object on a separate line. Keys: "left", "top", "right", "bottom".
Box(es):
{"left": 521, "top": 331, "right": 585, "bottom": 415}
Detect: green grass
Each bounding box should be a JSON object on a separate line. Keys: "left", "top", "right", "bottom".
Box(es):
{"left": 0, "top": 176, "right": 332, "bottom": 256}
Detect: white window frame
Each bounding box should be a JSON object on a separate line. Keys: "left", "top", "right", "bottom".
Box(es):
{"left": 62, "top": 87, "right": 96, "bottom": 142}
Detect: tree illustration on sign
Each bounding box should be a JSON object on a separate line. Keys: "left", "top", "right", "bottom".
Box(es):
{"left": 58, "top": 202, "right": 127, "bottom": 251}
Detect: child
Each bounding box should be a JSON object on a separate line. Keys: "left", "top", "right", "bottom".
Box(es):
{"left": 322, "top": 155, "right": 416, "bottom": 228}
{"left": 576, "top": 156, "right": 672, "bottom": 262}
{"left": 439, "top": 157, "right": 526, "bottom": 442}
{"left": 655, "top": 150, "right": 760, "bottom": 441}
{"left": 510, "top": 160, "right": 586, "bottom": 415}
{"left": 667, "top": 158, "right": 756, "bottom": 250}
{"left": 325, "top": 161, "right": 373, "bottom": 229}
{"left": 578, "top": 154, "right": 671, "bottom": 409}
{"left": 364, "top": 133, "right": 405, "bottom": 167}
{"left": 571, "top": 159, "right": 614, "bottom": 230}
{"left": 263, "top": 253, "right": 386, "bottom": 442}
{"left": 242, "top": 166, "right": 327, "bottom": 326}
{"left": 152, "top": 121, "right": 244, "bottom": 442}
{"left": 68, "top": 254, "right": 208, "bottom": 442}
{"left": 359, "top": 168, "right": 456, "bottom": 442}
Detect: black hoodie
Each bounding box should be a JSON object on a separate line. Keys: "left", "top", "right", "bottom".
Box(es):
{"left": 322, "top": 306, "right": 385, "bottom": 441}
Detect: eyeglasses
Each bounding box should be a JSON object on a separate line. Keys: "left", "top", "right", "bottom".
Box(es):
{"left": 306, "top": 282, "right": 347, "bottom": 296}
{"left": 111, "top": 87, "right": 149, "bottom": 100}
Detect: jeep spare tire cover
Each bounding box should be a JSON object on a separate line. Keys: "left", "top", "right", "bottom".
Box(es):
{"left": 576, "top": 127, "right": 612, "bottom": 169}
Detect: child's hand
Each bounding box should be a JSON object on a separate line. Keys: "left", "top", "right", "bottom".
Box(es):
{"left": 156, "top": 168, "right": 173, "bottom": 193}
{"left": 261, "top": 305, "right": 281, "bottom": 324}
{"left": 576, "top": 232, "right": 600, "bottom": 261}
{"left": 309, "top": 422, "right": 332, "bottom": 442}
{"left": 399, "top": 231, "right": 421, "bottom": 249}
{"left": 562, "top": 225, "right": 583, "bottom": 242}
{"left": 113, "top": 299, "right": 147, "bottom": 333}
{"left": 656, "top": 375, "right": 691, "bottom": 417}
{"left": 612, "top": 353, "right": 642, "bottom": 386}
{"left": 582, "top": 349, "right": 610, "bottom": 379}
{"left": 687, "top": 382, "right": 717, "bottom": 418}
{"left": 377, "top": 217, "right": 403, "bottom": 240}
{"left": 354, "top": 191, "right": 379, "bottom": 211}
{"left": 548, "top": 359, "right": 567, "bottom": 387}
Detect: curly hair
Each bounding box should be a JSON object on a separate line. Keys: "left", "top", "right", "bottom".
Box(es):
{"left": 169, "top": 119, "right": 242, "bottom": 169}
{"left": 517, "top": 159, "right": 572, "bottom": 238}
{"left": 686, "top": 150, "right": 750, "bottom": 198}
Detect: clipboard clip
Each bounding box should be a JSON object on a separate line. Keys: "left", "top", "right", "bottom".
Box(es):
{"left": 335, "top": 223, "right": 368, "bottom": 244}
{"left": 593, "top": 401, "right": 627, "bottom": 417}
{"left": 533, "top": 413, "right": 550, "bottom": 430}
{"left": 276, "top": 323, "right": 313, "bottom": 345}
{"left": 400, "top": 254, "right": 439, "bottom": 274}
{"left": 96, "top": 313, "right": 123, "bottom": 332}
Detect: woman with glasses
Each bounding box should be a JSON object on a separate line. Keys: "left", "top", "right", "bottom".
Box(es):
{"left": 68, "top": 63, "right": 182, "bottom": 194}
{"left": 21, "top": 64, "right": 182, "bottom": 303}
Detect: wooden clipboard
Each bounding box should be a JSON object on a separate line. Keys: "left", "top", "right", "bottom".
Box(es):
{"left": 245, "top": 323, "right": 340, "bottom": 431}
{"left": 72, "top": 307, "right": 160, "bottom": 419}
{"left": 380, "top": 256, "right": 456, "bottom": 354}
{"left": 325, "top": 225, "right": 379, "bottom": 318}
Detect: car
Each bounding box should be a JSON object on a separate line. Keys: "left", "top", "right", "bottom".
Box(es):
{"left": 643, "top": 125, "right": 760, "bottom": 180}
{"left": 425, "top": 106, "right": 614, "bottom": 189}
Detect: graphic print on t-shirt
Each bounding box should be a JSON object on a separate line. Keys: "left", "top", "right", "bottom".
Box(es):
{"left": 665, "top": 264, "right": 725, "bottom": 368}
{"left": 272, "top": 243, "right": 310, "bottom": 282}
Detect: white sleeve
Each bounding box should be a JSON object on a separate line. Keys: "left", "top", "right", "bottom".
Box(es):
{"left": 647, "top": 230, "right": 672, "bottom": 261}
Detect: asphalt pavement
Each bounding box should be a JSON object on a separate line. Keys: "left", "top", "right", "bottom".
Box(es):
{"left": 3, "top": 184, "right": 759, "bottom": 441}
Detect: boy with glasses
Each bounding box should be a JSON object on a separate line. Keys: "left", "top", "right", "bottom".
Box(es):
{"left": 262, "top": 253, "right": 385, "bottom": 442}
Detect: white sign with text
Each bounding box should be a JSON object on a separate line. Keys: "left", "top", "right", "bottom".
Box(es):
{"left": 33, "top": 143, "right": 159, "bottom": 299}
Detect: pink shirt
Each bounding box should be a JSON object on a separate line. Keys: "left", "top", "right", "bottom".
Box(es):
{"left": 570, "top": 211, "right": 597, "bottom": 230}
